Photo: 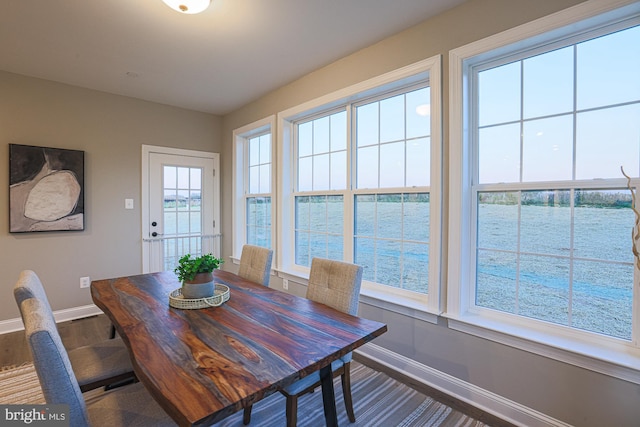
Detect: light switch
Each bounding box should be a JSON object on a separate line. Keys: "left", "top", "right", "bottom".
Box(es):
{"left": 125, "top": 199, "right": 134, "bottom": 210}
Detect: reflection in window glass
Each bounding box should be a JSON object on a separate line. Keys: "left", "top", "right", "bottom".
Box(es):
{"left": 407, "top": 88, "right": 431, "bottom": 139}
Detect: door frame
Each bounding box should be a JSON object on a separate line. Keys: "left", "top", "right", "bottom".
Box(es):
{"left": 141, "top": 145, "right": 220, "bottom": 273}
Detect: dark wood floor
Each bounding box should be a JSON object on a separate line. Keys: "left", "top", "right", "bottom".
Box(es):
{"left": 0, "top": 314, "right": 114, "bottom": 367}
{"left": 1, "top": 314, "right": 514, "bottom": 427}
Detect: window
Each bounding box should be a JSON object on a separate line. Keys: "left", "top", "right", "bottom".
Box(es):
{"left": 449, "top": 1, "right": 640, "bottom": 381}
{"left": 353, "top": 89, "right": 431, "bottom": 294}
{"left": 246, "top": 133, "right": 272, "bottom": 248}
{"left": 280, "top": 57, "right": 442, "bottom": 313}
{"left": 233, "top": 117, "right": 276, "bottom": 259}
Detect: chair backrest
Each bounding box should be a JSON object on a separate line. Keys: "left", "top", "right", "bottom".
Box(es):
{"left": 238, "top": 245, "right": 273, "bottom": 286}
{"left": 13, "top": 270, "right": 56, "bottom": 325}
{"left": 21, "top": 297, "right": 91, "bottom": 426}
{"left": 306, "top": 258, "right": 363, "bottom": 316}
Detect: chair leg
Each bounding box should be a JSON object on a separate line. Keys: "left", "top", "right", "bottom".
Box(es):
{"left": 341, "top": 362, "right": 356, "bottom": 423}
{"left": 109, "top": 324, "right": 116, "bottom": 339}
{"left": 243, "top": 405, "right": 252, "bottom": 425}
{"left": 285, "top": 394, "right": 298, "bottom": 427}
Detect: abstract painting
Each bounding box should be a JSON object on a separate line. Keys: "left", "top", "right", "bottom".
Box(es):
{"left": 9, "top": 144, "right": 84, "bottom": 232}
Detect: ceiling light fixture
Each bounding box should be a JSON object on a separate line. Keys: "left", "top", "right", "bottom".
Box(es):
{"left": 162, "top": 0, "right": 210, "bottom": 14}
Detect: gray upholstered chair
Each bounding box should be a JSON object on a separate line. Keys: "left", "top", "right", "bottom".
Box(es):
{"left": 238, "top": 245, "right": 273, "bottom": 286}
{"left": 13, "top": 270, "right": 135, "bottom": 392}
{"left": 243, "top": 257, "right": 363, "bottom": 426}
{"left": 21, "top": 297, "right": 175, "bottom": 426}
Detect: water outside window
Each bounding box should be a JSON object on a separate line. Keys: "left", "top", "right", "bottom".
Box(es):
{"left": 162, "top": 165, "right": 204, "bottom": 271}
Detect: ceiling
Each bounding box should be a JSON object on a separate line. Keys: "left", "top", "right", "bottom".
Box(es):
{"left": 0, "top": 0, "right": 466, "bottom": 115}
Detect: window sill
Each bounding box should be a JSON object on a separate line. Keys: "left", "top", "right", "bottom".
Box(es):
{"left": 359, "top": 285, "right": 439, "bottom": 324}
{"left": 276, "top": 269, "right": 440, "bottom": 324}
{"left": 444, "top": 312, "right": 640, "bottom": 385}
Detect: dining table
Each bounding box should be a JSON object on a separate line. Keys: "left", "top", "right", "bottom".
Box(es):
{"left": 90, "top": 269, "right": 387, "bottom": 426}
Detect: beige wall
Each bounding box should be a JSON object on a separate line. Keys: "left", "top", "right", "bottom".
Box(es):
{"left": 220, "top": 0, "right": 640, "bottom": 426}
{"left": 1, "top": 71, "right": 221, "bottom": 320}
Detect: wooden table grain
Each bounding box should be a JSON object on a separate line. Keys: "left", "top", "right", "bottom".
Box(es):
{"left": 91, "top": 270, "right": 387, "bottom": 426}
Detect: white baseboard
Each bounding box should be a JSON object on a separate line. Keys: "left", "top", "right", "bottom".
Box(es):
{"left": 355, "top": 342, "right": 571, "bottom": 427}
{"left": 0, "top": 304, "right": 104, "bottom": 334}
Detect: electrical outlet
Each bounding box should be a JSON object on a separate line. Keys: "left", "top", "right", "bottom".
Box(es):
{"left": 282, "top": 279, "right": 289, "bottom": 290}
{"left": 80, "top": 276, "right": 91, "bottom": 288}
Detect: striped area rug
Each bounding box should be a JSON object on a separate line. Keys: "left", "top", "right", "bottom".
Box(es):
{"left": 0, "top": 363, "right": 44, "bottom": 404}
{"left": 0, "top": 361, "right": 487, "bottom": 427}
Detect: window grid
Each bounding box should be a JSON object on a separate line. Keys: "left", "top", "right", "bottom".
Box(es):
{"left": 294, "top": 195, "right": 344, "bottom": 267}
{"left": 245, "top": 132, "right": 272, "bottom": 249}
{"left": 293, "top": 84, "right": 432, "bottom": 294}
{"left": 162, "top": 165, "right": 204, "bottom": 270}
{"left": 296, "top": 111, "right": 347, "bottom": 192}
{"left": 354, "top": 193, "right": 430, "bottom": 294}
{"left": 471, "top": 23, "right": 640, "bottom": 340}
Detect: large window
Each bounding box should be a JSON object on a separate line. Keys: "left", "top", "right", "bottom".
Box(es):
{"left": 233, "top": 117, "right": 275, "bottom": 259}
{"left": 294, "top": 112, "right": 346, "bottom": 266}
{"left": 353, "top": 88, "right": 431, "bottom": 294}
{"left": 449, "top": 1, "right": 640, "bottom": 379}
{"left": 281, "top": 57, "right": 442, "bottom": 311}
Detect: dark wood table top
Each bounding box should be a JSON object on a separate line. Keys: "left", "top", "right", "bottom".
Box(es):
{"left": 91, "top": 270, "right": 387, "bottom": 426}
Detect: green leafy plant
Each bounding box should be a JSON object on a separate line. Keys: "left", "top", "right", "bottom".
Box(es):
{"left": 174, "top": 253, "right": 223, "bottom": 283}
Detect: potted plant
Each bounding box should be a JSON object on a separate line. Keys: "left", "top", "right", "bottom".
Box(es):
{"left": 174, "top": 253, "right": 223, "bottom": 299}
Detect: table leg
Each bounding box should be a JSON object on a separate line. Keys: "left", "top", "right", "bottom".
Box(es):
{"left": 320, "top": 364, "right": 338, "bottom": 427}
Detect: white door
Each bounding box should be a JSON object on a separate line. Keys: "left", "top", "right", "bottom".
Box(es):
{"left": 142, "top": 145, "right": 220, "bottom": 273}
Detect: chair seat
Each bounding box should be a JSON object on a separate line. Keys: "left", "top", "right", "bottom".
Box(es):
{"left": 86, "top": 382, "right": 175, "bottom": 426}
{"left": 282, "top": 355, "right": 348, "bottom": 395}
{"left": 68, "top": 338, "right": 135, "bottom": 391}
{"left": 13, "top": 270, "right": 136, "bottom": 392}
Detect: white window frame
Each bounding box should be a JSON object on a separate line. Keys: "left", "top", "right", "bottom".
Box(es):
{"left": 278, "top": 57, "right": 443, "bottom": 321}
{"left": 448, "top": 0, "right": 640, "bottom": 383}
{"left": 232, "top": 116, "right": 276, "bottom": 261}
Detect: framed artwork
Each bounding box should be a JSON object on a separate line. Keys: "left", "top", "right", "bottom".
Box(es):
{"left": 9, "top": 144, "right": 85, "bottom": 232}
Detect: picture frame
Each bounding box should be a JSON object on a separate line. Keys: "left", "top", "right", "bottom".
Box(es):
{"left": 9, "top": 144, "right": 85, "bottom": 232}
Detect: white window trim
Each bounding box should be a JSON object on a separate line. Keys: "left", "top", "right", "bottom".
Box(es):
{"left": 448, "top": 0, "right": 640, "bottom": 384}
{"left": 232, "top": 116, "right": 276, "bottom": 261}
{"left": 277, "top": 56, "right": 443, "bottom": 318}
{"left": 141, "top": 145, "right": 220, "bottom": 273}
